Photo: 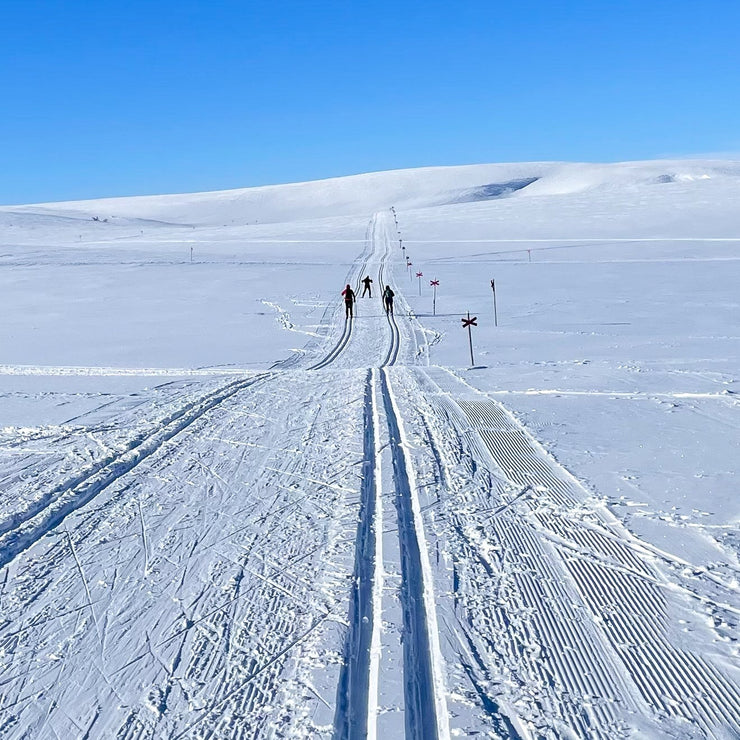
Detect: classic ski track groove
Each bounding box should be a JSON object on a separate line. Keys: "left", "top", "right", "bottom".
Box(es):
{"left": 308, "top": 216, "right": 376, "bottom": 371}
{"left": 377, "top": 218, "right": 401, "bottom": 368}
{"left": 380, "top": 369, "right": 450, "bottom": 740}
{"left": 333, "top": 369, "right": 383, "bottom": 740}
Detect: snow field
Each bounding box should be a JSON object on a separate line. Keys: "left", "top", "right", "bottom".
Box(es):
{"left": 1, "top": 160, "right": 739, "bottom": 738}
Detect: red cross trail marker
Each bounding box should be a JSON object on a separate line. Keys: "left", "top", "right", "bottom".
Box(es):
{"left": 462, "top": 311, "right": 478, "bottom": 366}
{"left": 430, "top": 279, "right": 439, "bottom": 315}
{"left": 416, "top": 271, "right": 423, "bottom": 295}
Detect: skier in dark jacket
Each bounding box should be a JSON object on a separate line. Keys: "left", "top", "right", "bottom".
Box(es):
{"left": 361, "top": 275, "right": 373, "bottom": 297}
{"left": 383, "top": 285, "right": 395, "bottom": 315}
{"left": 342, "top": 284, "right": 356, "bottom": 318}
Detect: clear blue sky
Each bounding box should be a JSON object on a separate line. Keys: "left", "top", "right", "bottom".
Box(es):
{"left": 2, "top": 0, "right": 739, "bottom": 204}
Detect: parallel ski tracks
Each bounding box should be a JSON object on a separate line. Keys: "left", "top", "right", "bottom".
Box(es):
{"left": 334, "top": 369, "right": 383, "bottom": 740}
{"left": 331, "top": 213, "right": 444, "bottom": 739}
{"left": 309, "top": 211, "right": 401, "bottom": 371}
{"left": 307, "top": 217, "right": 375, "bottom": 371}
{"left": 334, "top": 368, "right": 449, "bottom": 740}
{"left": 307, "top": 313, "right": 354, "bottom": 370}
{"left": 379, "top": 370, "right": 449, "bottom": 740}
{"left": 377, "top": 226, "right": 401, "bottom": 368}
{"left": 0, "top": 373, "right": 271, "bottom": 570}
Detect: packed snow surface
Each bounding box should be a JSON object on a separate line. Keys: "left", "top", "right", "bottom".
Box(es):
{"left": 1, "top": 160, "right": 739, "bottom": 738}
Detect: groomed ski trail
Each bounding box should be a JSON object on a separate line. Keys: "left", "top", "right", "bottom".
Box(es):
{"left": 5, "top": 204, "right": 735, "bottom": 739}
{"left": 308, "top": 211, "right": 404, "bottom": 371}
{"left": 333, "top": 369, "right": 384, "bottom": 740}
{"left": 406, "top": 365, "right": 740, "bottom": 738}
{"left": 380, "top": 369, "right": 450, "bottom": 740}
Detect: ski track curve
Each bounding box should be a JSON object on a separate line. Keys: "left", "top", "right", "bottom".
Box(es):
{"left": 377, "top": 226, "right": 401, "bottom": 368}
{"left": 307, "top": 216, "right": 375, "bottom": 371}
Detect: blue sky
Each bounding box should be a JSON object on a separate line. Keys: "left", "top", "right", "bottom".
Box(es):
{"left": 2, "top": 0, "right": 739, "bottom": 204}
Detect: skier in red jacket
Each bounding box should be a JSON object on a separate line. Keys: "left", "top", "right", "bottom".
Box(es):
{"left": 383, "top": 285, "right": 395, "bottom": 315}
{"left": 342, "top": 284, "right": 356, "bottom": 318}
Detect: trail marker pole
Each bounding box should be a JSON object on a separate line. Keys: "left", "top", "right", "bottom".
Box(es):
{"left": 462, "top": 312, "right": 478, "bottom": 367}
{"left": 490, "top": 279, "right": 498, "bottom": 327}
{"left": 431, "top": 279, "right": 439, "bottom": 315}
{"left": 527, "top": 249, "right": 531, "bottom": 263}
{"left": 407, "top": 259, "right": 412, "bottom": 281}
{"left": 190, "top": 247, "right": 193, "bottom": 263}
{"left": 416, "top": 271, "right": 423, "bottom": 296}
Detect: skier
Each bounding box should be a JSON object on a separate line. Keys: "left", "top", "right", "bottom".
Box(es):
{"left": 361, "top": 275, "right": 373, "bottom": 297}
{"left": 342, "top": 284, "right": 356, "bottom": 319}
{"left": 383, "top": 285, "right": 395, "bottom": 315}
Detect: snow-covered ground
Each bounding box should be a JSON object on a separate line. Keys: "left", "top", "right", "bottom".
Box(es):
{"left": 1, "top": 160, "right": 739, "bottom": 738}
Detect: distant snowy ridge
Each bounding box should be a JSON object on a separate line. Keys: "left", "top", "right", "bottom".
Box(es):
{"left": 4, "top": 159, "right": 740, "bottom": 226}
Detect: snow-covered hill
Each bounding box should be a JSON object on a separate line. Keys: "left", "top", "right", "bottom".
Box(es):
{"left": 1, "top": 160, "right": 739, "bottom": 738}
{"left": 5, "top": 158, "right": 740, "bottom": 227}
